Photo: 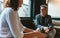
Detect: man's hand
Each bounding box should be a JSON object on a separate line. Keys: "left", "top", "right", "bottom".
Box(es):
{"left": 33, "top": 29, "right": 40, "bottom": 33}
{"left": 44, "top": 27, "right": 50, "bottom": 33}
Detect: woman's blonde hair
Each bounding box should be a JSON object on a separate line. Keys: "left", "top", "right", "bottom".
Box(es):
{"left": 4, "top": 0, "right": 10, "bottom": 8}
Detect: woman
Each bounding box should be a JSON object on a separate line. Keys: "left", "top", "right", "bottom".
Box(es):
{"left": 0, "top": 0, "right": 45, "bottom": 38}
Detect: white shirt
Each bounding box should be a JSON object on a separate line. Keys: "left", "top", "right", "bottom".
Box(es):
{"left": 0, "top": 7, "right": 26, "bottom": 38}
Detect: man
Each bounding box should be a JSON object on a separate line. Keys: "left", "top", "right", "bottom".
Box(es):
{"left": 35, "top": 5, "right": 56, "bottom": 38}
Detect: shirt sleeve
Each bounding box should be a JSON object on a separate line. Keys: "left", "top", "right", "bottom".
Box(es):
{"left": 5, "top": 8, "right": 26, "bottom": 38}
{"left": 48, "top": 16, "right": 53, "bottom": 28}
{"left": 35, "top": 14, "right": 44, "bottom": 30}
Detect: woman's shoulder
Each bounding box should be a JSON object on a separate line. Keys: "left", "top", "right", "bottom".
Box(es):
{"left": 1, "top": 7, "right": 13, "bottom": 17}
{"left": 5, "top": 7, "right": 13, "bottom": 12}
{"left": 3, "top": 7, "right": 13, "bottom": 14}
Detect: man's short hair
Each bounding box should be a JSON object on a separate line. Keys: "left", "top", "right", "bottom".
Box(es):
{"left": 40, "top": 5, "right": 48, "bottom": 8}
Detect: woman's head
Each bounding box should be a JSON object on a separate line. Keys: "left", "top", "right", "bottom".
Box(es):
{"left": 4, "top": 0, "right": 23, "bottom": 11}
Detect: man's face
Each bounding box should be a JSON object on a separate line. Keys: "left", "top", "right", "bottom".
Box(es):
{"left": 40, "top": 7, "right": 47, "bottom": 17}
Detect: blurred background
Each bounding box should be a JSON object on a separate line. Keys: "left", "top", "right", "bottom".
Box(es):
{"left": 0, "top": 0, "right": 60, "bottom": 38}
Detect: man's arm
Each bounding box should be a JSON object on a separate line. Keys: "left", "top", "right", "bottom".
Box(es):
{"left": 23, "top": 27, "right": 34, "bottom": 33}
{"left": 35, "top": 14, "right": 44, "bottom": 30}
{"left": 48, "top": 16, "right": 53, "bottom": 32}
{"left": 48, "top": 16, "right": 53, "bottom": 28}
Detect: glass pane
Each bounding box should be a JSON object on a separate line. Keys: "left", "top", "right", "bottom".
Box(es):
{"left": 18, "top": 0, "right": 31, "bottom": 17}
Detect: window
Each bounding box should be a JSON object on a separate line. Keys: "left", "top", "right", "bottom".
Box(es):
{"left": 0, "top": 0, "right": 4, "bottom": 14}
{"left": 18, "top": 0, "right": 31, "bottom": 17}
{"left": 48, "top": 0, "right": 60, "bottom": 18}
{"left": 0, "top": 0, "right": 31, "bottom": 17}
